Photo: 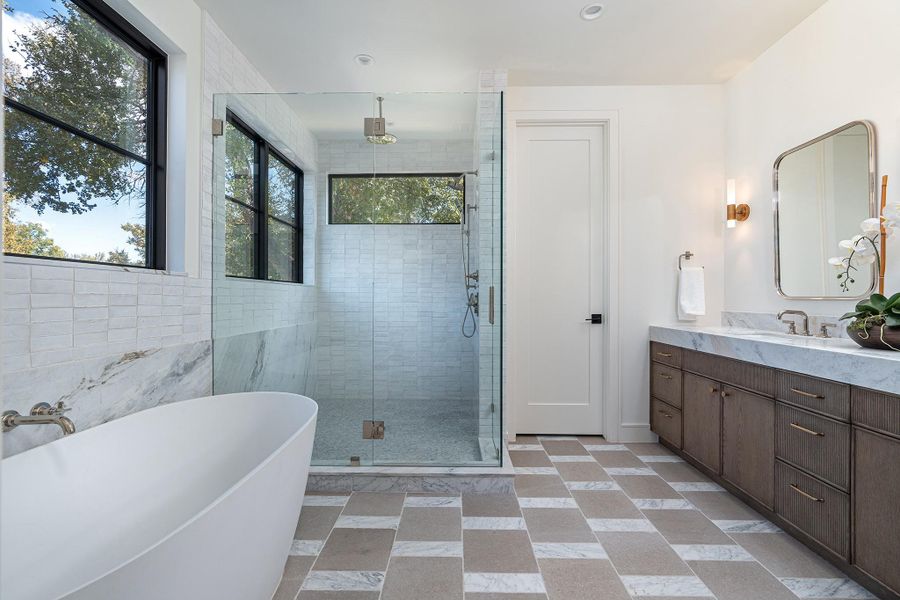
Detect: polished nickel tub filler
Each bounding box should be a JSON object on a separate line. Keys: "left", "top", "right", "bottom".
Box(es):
{"left": 1, "top": 392, "right": 318, "bottom": 600}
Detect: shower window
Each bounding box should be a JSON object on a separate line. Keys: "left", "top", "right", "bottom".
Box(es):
{"left": 2, "top": 0, "right": 167, "bottom": 268}
{"left": 329, "top": 173, "right": 464, "bottom": 224}
{"left": 224, "top": 111, "right": 303, "bottom": 282}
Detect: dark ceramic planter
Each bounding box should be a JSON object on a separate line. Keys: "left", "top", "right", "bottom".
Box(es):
{"left": 847, "top": 323, "right": 900, "bottom": 351}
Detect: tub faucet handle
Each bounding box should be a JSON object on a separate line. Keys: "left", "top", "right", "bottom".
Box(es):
{"left": 53, "top": 401, "right": 71, "bottom": 414}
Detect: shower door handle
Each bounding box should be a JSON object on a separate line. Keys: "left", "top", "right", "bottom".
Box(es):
{"left": 488, "top": 286, "right": 495, "bottom": 325}
{"left": 585, "top": 314, "right": 603, "bottom": 324}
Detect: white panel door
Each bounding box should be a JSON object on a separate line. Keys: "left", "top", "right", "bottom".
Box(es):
{"left": 513, "top": 123, "right": 604, "bottom": 434}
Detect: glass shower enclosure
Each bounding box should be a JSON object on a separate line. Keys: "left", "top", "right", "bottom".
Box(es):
{"left": 211, "top": 91, "right": 503, "bottom": 467}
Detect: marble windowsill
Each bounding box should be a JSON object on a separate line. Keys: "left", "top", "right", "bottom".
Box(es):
{"left": 649, "top": 324, "right": 900, "bottom": 395}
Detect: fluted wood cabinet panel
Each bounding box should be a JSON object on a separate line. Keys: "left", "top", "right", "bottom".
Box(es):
{"left": 852, "top": 387, "right": 900, "bottom": 438}
{"left": 723, "top": 386, "right": 775, "bottom": 508}
{"left": 651, "top": 363, "right": 683, "bottom": 409}
{"left": 854, "top": 428, "right": 900, "bottom": 595}
{"left": 776, "top": 371, "right": 850, "bottom": 421}
{"left": 651, "top": 398, "right": 682, "bottom": 449}
{"left": 683, "top": 350, "right": 775, "bottom": 397}
{"left": 682, "top": 372, "right": 722, "bottom": 473}
{"left": 775, "top": 404, "right": 850, "bottom": 491}
{"left": 650, "top": 342, "right": 683, "bottom": 368}
{"left": 776, "top": 460, "right": 850, "bottom": 560}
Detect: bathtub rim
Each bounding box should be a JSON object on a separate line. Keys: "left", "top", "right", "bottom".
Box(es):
{"left": 4, "top": 392, "right": 317, "bottom": 600}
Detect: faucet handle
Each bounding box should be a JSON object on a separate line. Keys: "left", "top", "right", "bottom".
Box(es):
{"left": 818, "top": 323, "right": 838, "bottom": 339}
{"left": 781, "top": 320, "right": 798, "bottom": 335}
{"left": 52, "top": 401, "right": 71, "bottom": 415}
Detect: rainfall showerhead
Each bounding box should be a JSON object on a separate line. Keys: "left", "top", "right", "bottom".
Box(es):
{"left": 365, "top": 97, "right": 398, "bottom": 145}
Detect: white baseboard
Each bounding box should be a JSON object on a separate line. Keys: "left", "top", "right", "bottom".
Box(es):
{"left": 617, "top": 423, "right": 657, "bottom": 443}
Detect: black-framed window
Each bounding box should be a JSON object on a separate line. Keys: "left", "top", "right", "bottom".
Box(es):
{"left": 2, "top": 0, "right": 167, "bottom": 268}
{"left": 329, "top": 173, "right": 465, "bottom": 224}
{"left": 224, "top": 111, "right": 303, "bottom": 283}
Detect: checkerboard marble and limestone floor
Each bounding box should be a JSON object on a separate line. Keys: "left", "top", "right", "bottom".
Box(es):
{"left": 275, "top": 436, "right": 876, "bottom": 600}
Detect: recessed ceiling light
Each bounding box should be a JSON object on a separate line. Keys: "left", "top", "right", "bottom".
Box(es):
{"left": 580, "top": 3, "right": 604, "bottom": 20}
{"left": 354, "top": 54, "right": 375, "bottom": 66}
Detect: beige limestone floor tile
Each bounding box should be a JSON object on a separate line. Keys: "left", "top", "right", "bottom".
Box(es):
{"left": 540, "top": 440, "right": 589, "bottom": 456}
{"left": 296, "top": 507, "right": 343, "bottom": 540}
{"left": 729, "top": 533, "right": 845, "bottom": 578}
{"left": 314, "top": 529, "right": 396, "bottom": 571}
{"left": 396, "top": 507, "right": 462, "bottom": 541}
{"left": 274, "top": 557, "right": 316, "bottom": 600}
{"left": 463, "top": 530, "right": 539, "bottom": 573}
{"left": 522, "top": 508, "right": 596, "bottom": 542}
{"left": 690, "top": 561, "right": 797, "bottom": 600}
{"left": 515, "top": 435, "right": 541, "bottom": 444}
{"left": 540, "top": 558, "right": 630, "bottom": 600}
{"left": 644, "top": 509, "right": 735, "bottom": 545}
{"left": 297, "top": 593, "right": 381, "bottom": 600}
{"left": 625, "top": 443, "right": 675, "bottom": 456}
{"left": 680, "top": 491, "right": 764, "bottom": 520}
{"left": 596, "top": 532, "right": 694, "bottom": 576}
{"left": 343, "top": 492, "right": 405, "bottom": 516}
{"left": 613, "top": 475, "right": 683, "bottom": 499}
{"left": 509, "top": 451, "right": 553, "bottom": 467}
{"left": 576, "top": 435, "right": 610, "bottom": 444}
{"left": 463, "top": 494, "right": 522, "bottom": 517}
{"left": 514, "top": 475, "right": 571, "bottom": 498}
{"left": 554, "top": 462, "right": 610, "bottom": 482}
{"left": 572, "top": 490, "right": 644, "bottom": 519}
{"left": 650, "top": 462, "right": 715, "bottom": 483}
{"left": 465, "top": 595, "right": 547, "bottom": 600}
{"left": 591, "top": 451, "right": 647, "bottom": 468}
{"left": 381, "top": 557, "right": 463, "bottom": 600}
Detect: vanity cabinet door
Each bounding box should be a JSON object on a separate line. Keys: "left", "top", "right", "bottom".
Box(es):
{"left": 682, "top": 373, "right": 721, "bottom": 474}
{"left": 853, "top": 427, "right": 900, "bottom": 595}
{"left": 722, "top": 385, "right": 775, "bottom": 509}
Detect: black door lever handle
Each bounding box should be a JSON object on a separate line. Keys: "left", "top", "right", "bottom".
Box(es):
{"left": 585, "top": 314, "right": 603, "bottom": 324}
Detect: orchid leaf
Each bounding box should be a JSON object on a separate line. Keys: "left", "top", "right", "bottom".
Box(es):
{"left": 885, "top": 313, "right": 900, "bottom": 328}
{"left": 869, "top": 293, "right": 889, "bottom": 312}
{"left": 839, "top": 311, "right": 865, "bottom": 321}
{"left": 886, "top": 292, "right": 900, "bottom": 310}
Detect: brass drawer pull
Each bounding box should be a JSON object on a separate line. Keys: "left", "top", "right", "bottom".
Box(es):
{"left": 709, "top": 387, "right": 718, "bottom": 394}
{"left": 790, "top": 483, "right": 824, "bottom": 503}
{"left": 789, "top": 422, "right": 825, "bottom": 437}
{"left": 658, "top": 410, "right": 673, "bottom": 419}
{"left": 656, "top": 352, "right": 673, "bottom": 358}
{"left": 658, "top": 373, "right": 673, "bottom": 380}
{"left": 790, "top": 387, "right": 825, "bottom": 400}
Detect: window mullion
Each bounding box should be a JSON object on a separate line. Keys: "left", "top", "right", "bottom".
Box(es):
{"left": 257, "top": 141, "right": 269, "bottom": 280}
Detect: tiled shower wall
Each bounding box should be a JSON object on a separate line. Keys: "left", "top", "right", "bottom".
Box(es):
{"left": 312, "top": 139, "right": 477, "bottom": 406}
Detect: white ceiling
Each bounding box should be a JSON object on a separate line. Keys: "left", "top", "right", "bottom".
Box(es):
{"left": 195, "top": 0, "right": 828, "bottom": 91}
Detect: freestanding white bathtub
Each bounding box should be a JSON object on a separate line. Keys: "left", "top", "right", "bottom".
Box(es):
{"left": 1, "top": 392, "right": 317, "bottom": 600}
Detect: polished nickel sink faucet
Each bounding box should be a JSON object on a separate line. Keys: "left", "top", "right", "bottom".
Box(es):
{"left": 777, "top": 310, "right": 811, "bottom": 336}
{"left": 2, "top": 401, "right": 76, "bottom": 436}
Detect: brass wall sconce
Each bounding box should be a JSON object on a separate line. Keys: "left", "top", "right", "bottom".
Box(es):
{"left": 726, "top": 179, "right": 750, "bottom": 228}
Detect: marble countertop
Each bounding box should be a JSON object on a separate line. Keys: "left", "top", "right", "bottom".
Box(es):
{"left": 649, "top": 324, "right": 900, "bottom": 395}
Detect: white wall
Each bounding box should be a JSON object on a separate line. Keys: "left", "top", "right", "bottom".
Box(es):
{"left": 724, "top": 0, "right": 900, "bottom": 315}
{"left": 506, "top": 85, "right": 726, "bottom": 440}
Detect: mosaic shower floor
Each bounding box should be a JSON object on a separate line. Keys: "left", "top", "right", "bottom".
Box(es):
{"left": 274, "top": 436, "right": 874, "bottom": 600}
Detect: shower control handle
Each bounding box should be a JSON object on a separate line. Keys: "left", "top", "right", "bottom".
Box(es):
{"left": 585, "top": 314, "right": 603, "bottom": 324}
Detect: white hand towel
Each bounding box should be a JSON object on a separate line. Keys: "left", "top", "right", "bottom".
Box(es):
{"left": 677, "top": 267, "right": 706, "bottom": 322}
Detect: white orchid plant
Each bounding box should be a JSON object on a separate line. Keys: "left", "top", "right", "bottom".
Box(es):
{"left": 831, "top": 201, "right": 900, "bottom": 331}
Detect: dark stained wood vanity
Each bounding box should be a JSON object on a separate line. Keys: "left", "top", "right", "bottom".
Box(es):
{"left": 649, "top": 341, "right": 900, "bottom": 600}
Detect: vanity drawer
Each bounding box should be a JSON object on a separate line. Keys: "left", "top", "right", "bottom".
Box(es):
{"left": 775, "top": 403, "right": 850, "bottom": 491}
{"left": 852, "top": 386, "right": 900, "bottom": 438}
{"left": 651, "top": 398, "right": 682, "bottom": 449}
{"left": 683, "top": 350, "right": 775, "bottom": 397}
{"left": 650, "top": 342, "right": 682, "bottom": 368}
{"left": 651, "top": 363, "right": 682, "bottom": 408}
{"left": 775, "top": 460, "right": 849, "bottom": 560}
{"left": 776, "top": 371, "right": 850, "bottom": 421}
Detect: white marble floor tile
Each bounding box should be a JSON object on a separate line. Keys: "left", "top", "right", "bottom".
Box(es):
{"left": 391, "top": 541, "right": 464, "bottom": 557}
{"left": 549, "top": 455, "right": 596, "bottom": 463}
{"left": 508, "top": 444, "right": 545, "bottom": 451}
{"left": 712, "top": 519, "right": 781, "bottom": 533}
{"left": 290, "top": 540, "right": 325, "bottom": 556}
{"left": 604, "top": 467, "right": 657, "bottom": 476}
{"left": 532, "top": 542, "right": 608, "bottom": 559}
{"left": 669, "top": 482, "right": 726, "bottom": 492}
{"left": 462, "top": 516, "right": 527, "bottom": 530}
{"left": 620, "top": 575, "right": 714, "bottom": 597}
{"left": 632, "top": 499, "right": 695, "bottom": 510}
{"left": 403, "top": 496, "right": 461, "bottom": 508}
{"left": 584, "top": 444, "right": 629, "bottom": 451}
{"left": 638, "top": 455, "right": 685, "bottom": 463}
{"left": 518, "top": 497, "right": 578, "bottom": 509}
{"left": 303, "top": 495, "right": 349, "bottom": 506}
{"left": 333, "top": 515, "right": 401, "bottom": 529}
{"left": 779, "top": 578, "right": 877, "bottom": 599}
{"left": 671, "top": 544, "right": 755, "bottom": 561}
{"left": 463, "top": 573, "right": 547, "bottom": 594}
{"left": 514, "top": 467, "right": 559, "bottom": 475}
{"left": 566, "top": 481, "right": 622, "bottom": 491}
{"left": 588, "top": 518, "right": 657, "bottom": 532}
{"left": 301, "top": 570, "right": 385, "bottom": 592}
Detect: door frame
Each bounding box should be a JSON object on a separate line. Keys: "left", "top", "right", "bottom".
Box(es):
{"left": 506, "top": 110, "right": 622, "bottom": 441}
